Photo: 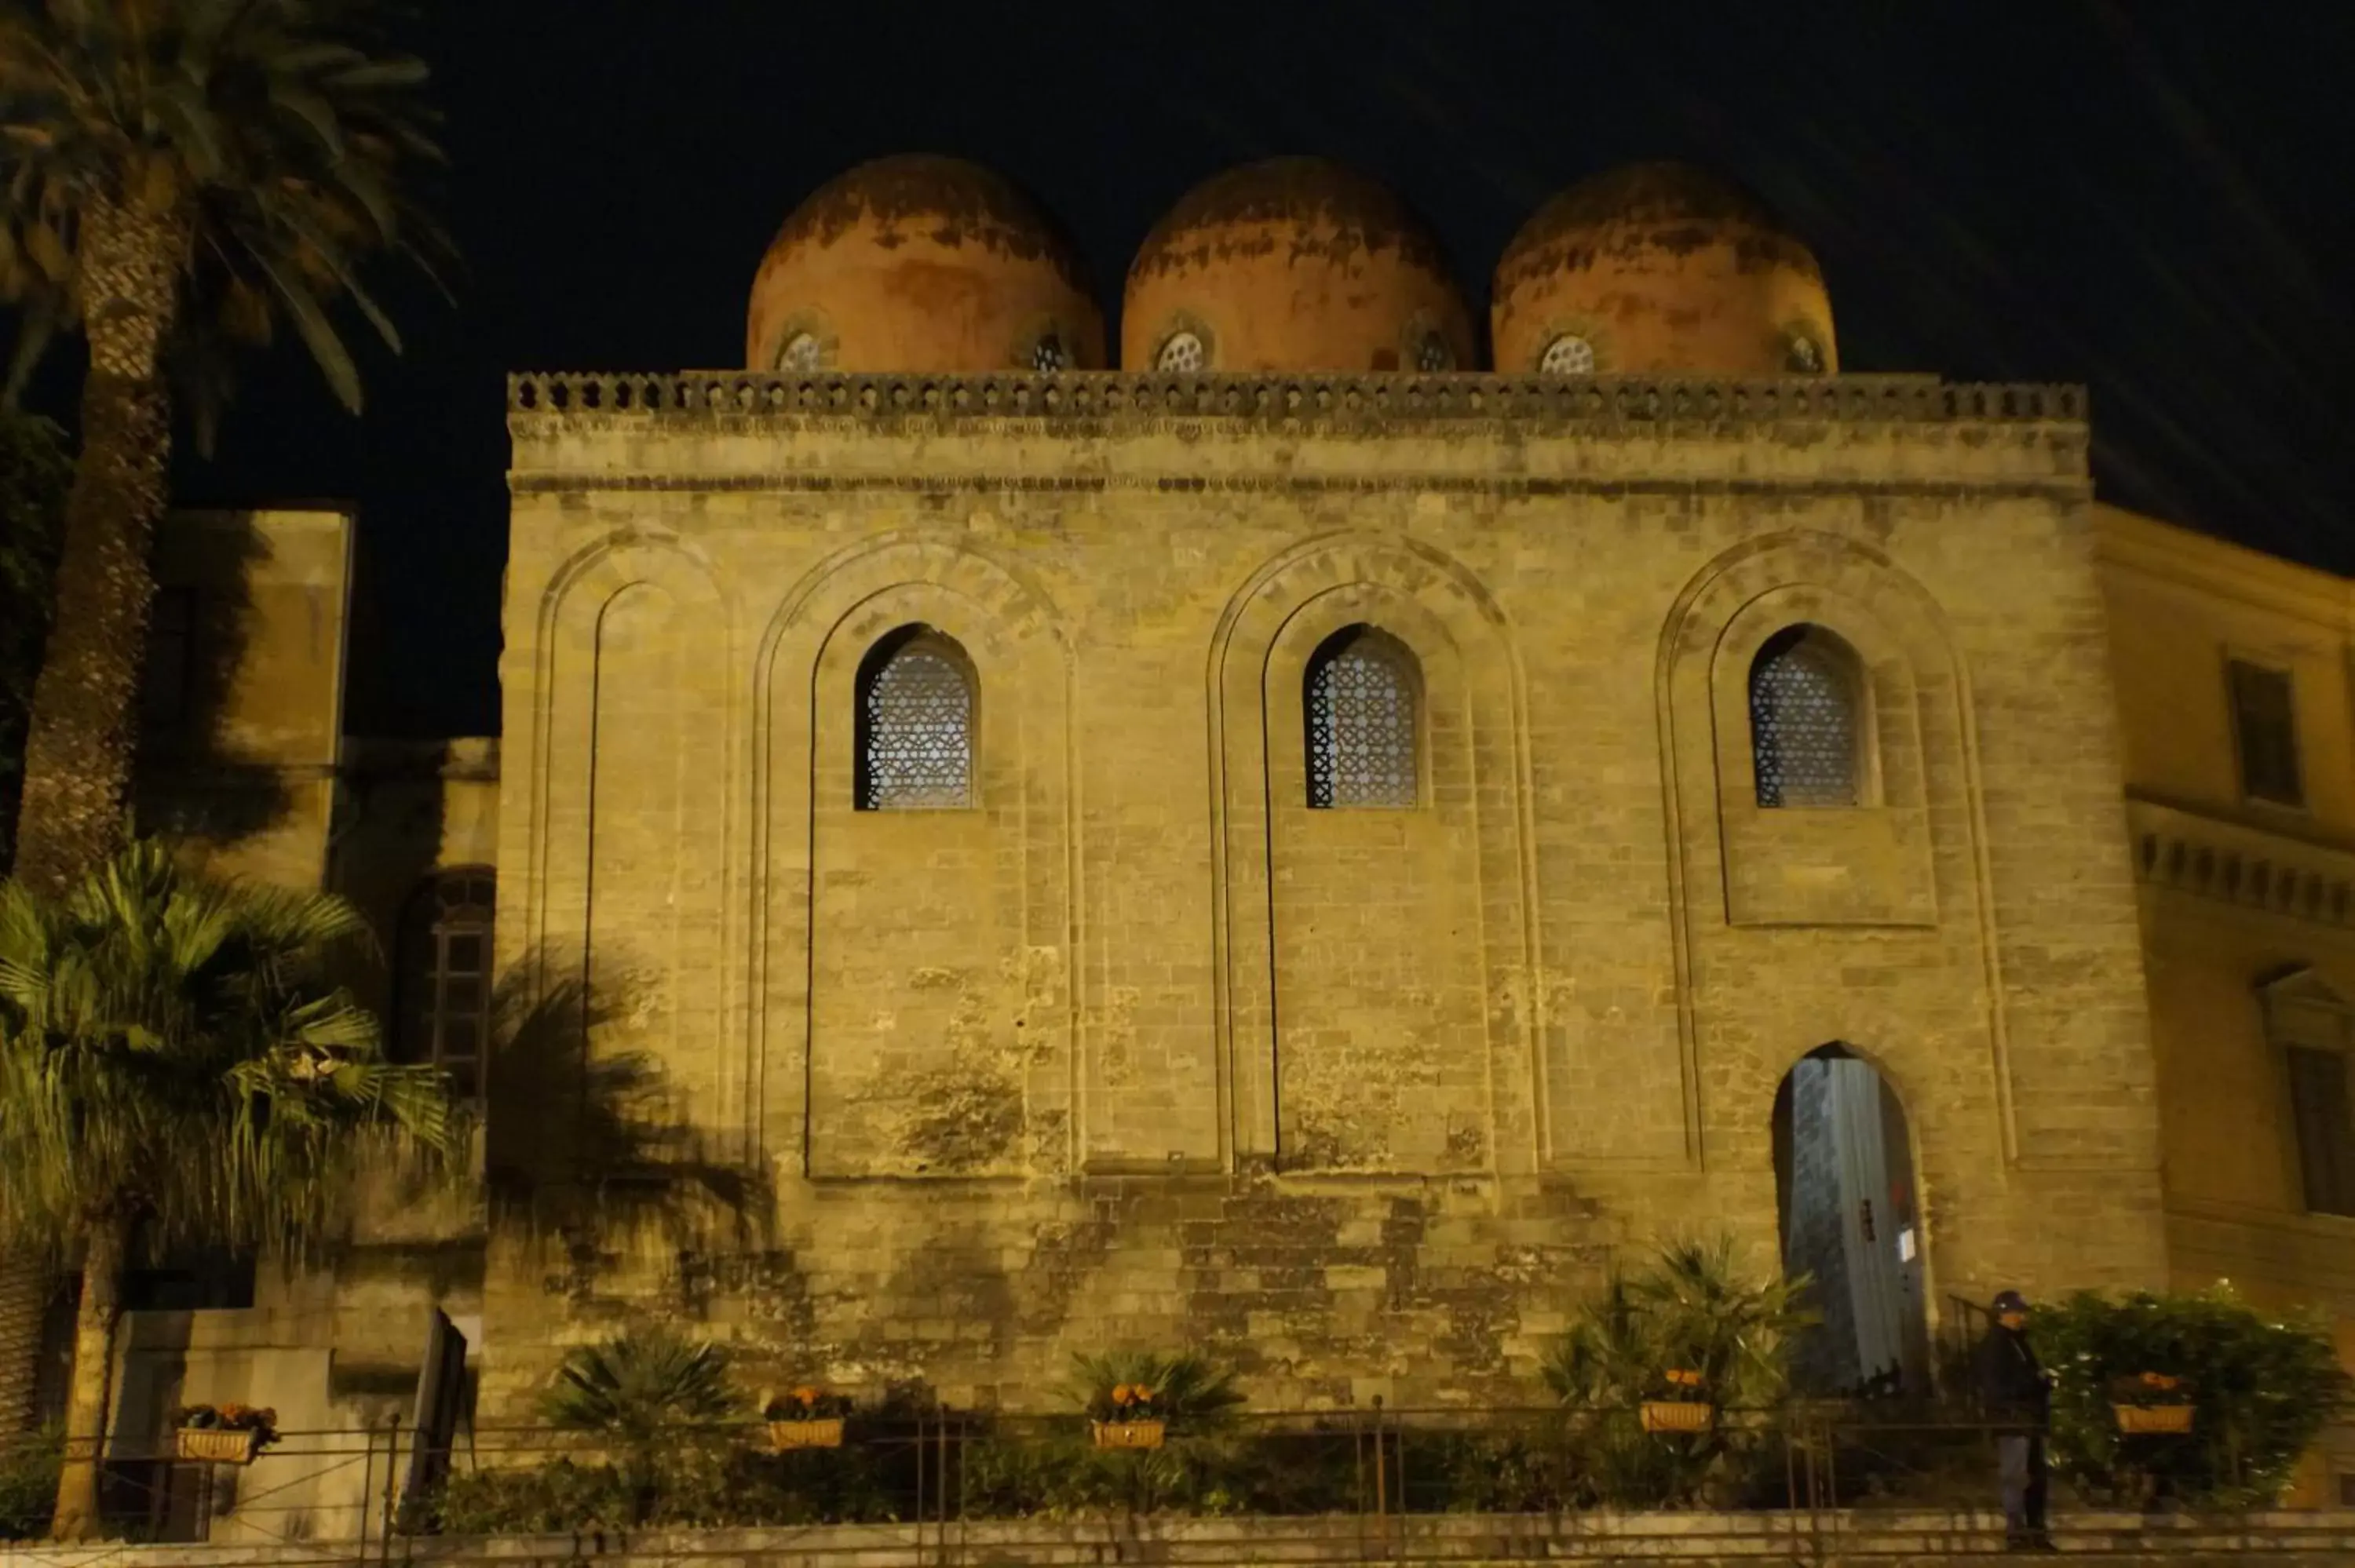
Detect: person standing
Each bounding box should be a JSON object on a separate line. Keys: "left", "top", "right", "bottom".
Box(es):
{"left": 1976, "top": 1289, "right": 2054, "bottom": 1551}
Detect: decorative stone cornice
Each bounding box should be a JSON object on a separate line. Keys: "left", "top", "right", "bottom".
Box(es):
{"left": 508, "top": 370, "right": 2085, "bottom": 427}
{"left": 2128, "top": 796, "right": 2355, "bottom": 930}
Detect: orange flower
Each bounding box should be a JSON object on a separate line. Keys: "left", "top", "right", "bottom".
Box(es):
{"left": 1112, "top": 1384, "right": 1133, "bottom": 1406}
{"left": 793, "top": 1385, "right": 820, "bottom": 1406}
{"left": 1133, "top": 1387, "right": 1155, "bottom": 1404}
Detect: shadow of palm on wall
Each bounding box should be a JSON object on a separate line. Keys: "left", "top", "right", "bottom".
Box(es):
{"left": 484, "top": 953, "right": 772, "bottom": 1274}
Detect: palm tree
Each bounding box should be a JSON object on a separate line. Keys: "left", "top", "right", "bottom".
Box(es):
{"left": 0, "top": 0, "right": 447, "bottom": 899}
{"left": 0, "top": 841, "right": 466, "bottom": 1538}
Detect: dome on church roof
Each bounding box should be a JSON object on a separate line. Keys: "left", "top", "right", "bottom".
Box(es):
{"left": 1492, "top": 161, "right": 1837, "bottom": 378}
{"left": 1123, "top": 158, "right": 1475, "bottom": 374}
{"left": 747, "top": 155, "right": 1104, "bottom": 374}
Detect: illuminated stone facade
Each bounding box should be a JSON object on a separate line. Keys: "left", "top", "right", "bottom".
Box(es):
{"left": 101, "top": 155, "right": 2355, "bottom": 1525}
{"left": 462, "top": 369, "right": 2161, "bottom": 1413}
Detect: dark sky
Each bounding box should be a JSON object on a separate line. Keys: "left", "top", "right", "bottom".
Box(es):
{"left": 137, "top": 1, "right": 2354, "bottom": 738}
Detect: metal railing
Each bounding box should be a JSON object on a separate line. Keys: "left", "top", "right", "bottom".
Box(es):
{"left": 9, "top": 1400, "right": 2298, "bottom": 1556}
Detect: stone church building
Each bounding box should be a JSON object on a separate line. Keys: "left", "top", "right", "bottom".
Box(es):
{"left": 69, "top": 155, "right": 2355, "bottom": 1526}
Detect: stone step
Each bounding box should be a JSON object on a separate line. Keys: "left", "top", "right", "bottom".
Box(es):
{"left": 13, "top": 1511, "right": 2355, "bottom": 1568}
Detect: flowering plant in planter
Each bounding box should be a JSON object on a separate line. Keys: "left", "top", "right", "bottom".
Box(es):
{"left": 170, "top": 1404, "right": 279, "bottom": 1464}
{"left": 1651, "top": 1367, "right": 1711, "bottom": 1402}
{"left": 2107, "top": 1371, "right": 2193, "bottom": 1407}
{"left": 1071, "top": 1351, "right": 1242, "bottom": 1455}
{"left": 759, "top": 1385, "right": 853, "bottom": 1449}
{"left": 1638, "top": 1369, "right": 1714, "bottom": 1433}
{"left": 2108, "top": 1370, "right": 2195, "bottom": 1435}
{"left": 760, "top": 1387, "right": 854, "bottom": 1422}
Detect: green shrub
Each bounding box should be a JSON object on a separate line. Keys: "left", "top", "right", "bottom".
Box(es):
{"left": 430, "top": 1457, "right": 633, "bottom": 1534}
{"left": 0, "top": 1426, "right": 62, "bottom": 1541}
{"left": 2036, "top": 1286, "right": 2350, "bottom": 1511}
{"left": 428, "top": 1442, "right": 907, "bottom": 1533}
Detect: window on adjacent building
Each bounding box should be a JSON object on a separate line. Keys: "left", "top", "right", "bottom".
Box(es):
{"left": 2229, "top": 658, "right": 2302, "bottom": 808}
{"left": 1750, "top": 625, "right": 1864, "bottom": 808}
{"left": 2287, "top": 1045, "right": 2355, "bottom": 1216}
{"left": 2263, "top": 972, "right": 2355, "bottom": 1218}
{"left": 856, "top": 626, "right": 976, "bottom": 811}
{"left": 396, "top": 870, "right": 495, "bottom": 1099}
{"left": 1305, "top": 625, "right": 1419, "bottom": 810}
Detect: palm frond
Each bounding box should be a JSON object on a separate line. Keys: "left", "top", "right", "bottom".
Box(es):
{"left": 0, "top": 838, "right": 466, "bottom": 1268}
{"left": 0, "top": 0, "right": 449, "bottom": 410}
{"left": 541, "top": 1331, "right": 738, "bottom": 1444}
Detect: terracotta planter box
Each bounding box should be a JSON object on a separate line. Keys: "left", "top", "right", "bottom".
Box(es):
{"left": 1639, "top": 1401, "right": 1714, "bottom": 1435}
{"left": 1092, "top": 1420, "right": 1167, "bottom": 1450}
{"left": 765, "top": 1417, "right": 845, "bottom": 1450}
{"left": 175, "top": 1428, "right": 261, "bottom": 1464}
{"left": 2113, "top": 1402, "right": 2193, "bottom": 1435}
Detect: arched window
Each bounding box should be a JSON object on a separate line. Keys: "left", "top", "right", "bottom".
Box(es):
{"left": 395, "top": 869, "right": 495, "bottom": 1099}
{"left": 856, "top": 626, "right": 976, "bottom": 811}
{"left": 1750, "top": 625, "right": 1864, "bottom": 808}
{"left": 1305, "top": 625, "right": 1419, "bottom": 809}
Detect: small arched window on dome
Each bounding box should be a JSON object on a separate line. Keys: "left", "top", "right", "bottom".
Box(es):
{"left": 1539, "top": 334, "right": 1597, "bottom": 375}
{"left": 1749, "top": 626, "right": 1864, "bottom": 808}
{"left": 1784, "top": 329, "right": 1827, "bottom": 376}
{"left": 395, "top": 869, "right": 495, "bottom": 1099}
{"left": 1304, "top": 625, "right": 1420, "bottom": 809}
{"left": 1412, "top": 330, "right": 1455, "bottom": 374}
{"left": 1156, "top": 330, "right": 1208, "bottom": 372}
{"left": 1030, "top": 332, "right": 1070, "bottom": 372}
{"left": 776, "top": 330, "right": 825, "bottom": 373}
{"left": 856, "top": 626, "right": 977, "bottom": 811}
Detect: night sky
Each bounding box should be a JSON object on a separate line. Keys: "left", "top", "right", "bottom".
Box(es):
{"left": 100, "top": 2, "right": 2355, "bottom": 738}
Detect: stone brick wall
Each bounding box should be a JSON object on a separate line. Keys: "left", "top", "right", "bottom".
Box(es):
{"left": 461, "top": 373, "right": 2165, "bottom": 1416}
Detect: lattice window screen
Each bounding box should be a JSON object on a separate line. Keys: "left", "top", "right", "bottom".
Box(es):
{"left": 859, "top": 637, "right": 973, "bottom": 810}
{"left": 396, "top": 870, "right": 495, "bottom": 1099}
{"left": 1751, "top": 629, "right": 1860, "bottom": 808}
{"left": 1306, "top": 630, "right": 1418, "bottom": 809}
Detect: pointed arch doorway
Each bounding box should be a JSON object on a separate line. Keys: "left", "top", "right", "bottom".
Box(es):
{"left": 1771, "top": 1044, "right": 1931, "bottom": 1396}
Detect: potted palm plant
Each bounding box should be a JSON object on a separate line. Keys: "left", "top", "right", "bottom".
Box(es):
{"left": 170, "top": 1404, "right": 279, "bottom": 1465}
{"left": 2109, "top": 1370, "right": 2195, "bottom": 1435}
{"left": 1074, "top": 1351, "right": 1243, "bottom": 1452}
{"left": 1546, "top": 1238, "right": 1816, "bottom": 1507}
{"left": 761, "top": 1386, "right": 852, "bottom": 1449}
{"left": 542, "top": 1330, "right": 736, "bottom": 1523}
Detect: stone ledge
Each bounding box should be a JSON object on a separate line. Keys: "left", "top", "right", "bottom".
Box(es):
{"left": 2129, "top": 796, "right": 2355, "bottom": 928}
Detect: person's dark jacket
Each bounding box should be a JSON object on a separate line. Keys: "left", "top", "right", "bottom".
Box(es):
{"left": 1976, "top": 1323, "right": 2050, "bottom": 1423}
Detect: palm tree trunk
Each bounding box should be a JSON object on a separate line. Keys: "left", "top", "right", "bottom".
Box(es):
{"left": 48, "top": 1212, "right": 130, "bottom": 1541}
{"left": 0, "top": 1267, "right": 49, "bottom": 1433}
{"left": 8, "top": 198, "right": 180, "bottom": 899}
